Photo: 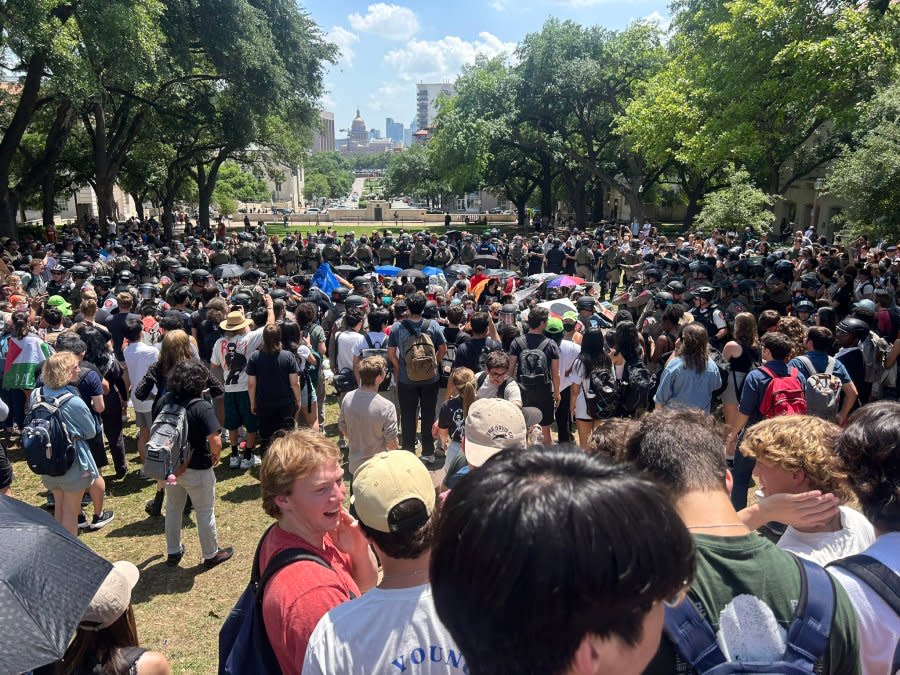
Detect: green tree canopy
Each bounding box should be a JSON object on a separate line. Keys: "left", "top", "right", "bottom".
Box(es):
{"left": 694, "top": 165, "right": 774, "bottom": 235}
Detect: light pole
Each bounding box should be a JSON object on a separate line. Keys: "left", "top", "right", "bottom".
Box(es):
{"left": 811, "top": 177, "right": 825, "bottom": 234}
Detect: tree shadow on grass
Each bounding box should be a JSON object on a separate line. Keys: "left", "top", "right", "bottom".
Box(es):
{"left": 131, "top": 556, "right": 199, "bottom": 603}
{"left": 220, "top": 482, "right": 261, "bottom": 504}
{"left": 105, "top": 473, "right": 162, "bottom": 498}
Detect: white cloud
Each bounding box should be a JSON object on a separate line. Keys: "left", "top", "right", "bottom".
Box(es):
{"left": 328, "top": 26, "right": 359, "bottom": 66}
{"left": 490, "top": 0, "right": 506, "bottom": 10}
{"left": 368, "top": 82, "right": 415, "bottom": 117}
{"left": 384, "top": 32, "right": 517, "bottom": 83}
{"left": 348, "top": 3, "right": 420, "bottom": 41}
{"left": 641, "top": 10, "right": 671, "bottom": 33}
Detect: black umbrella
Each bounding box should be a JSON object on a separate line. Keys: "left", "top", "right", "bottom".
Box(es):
{"left": 445, "top": 264, "right": 472, "bottom": 277}
{"left": 472, "top": 255, "right": 501, "bottom": 268}
{"left": 0, "top": 496, "right": 112, "bottom": 674}
{"left": 214, "top": 263, "right": 244, "bottom": 280}
{"left": 400, "top": 268, "right": 426, "bottom": 279}
{"left": 334, "top": 264, "right": 363, "bottom": 279}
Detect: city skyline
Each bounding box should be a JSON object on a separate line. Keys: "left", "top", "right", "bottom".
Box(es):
{"left": 303, "top": 0, "right": 671, "bottom": 142}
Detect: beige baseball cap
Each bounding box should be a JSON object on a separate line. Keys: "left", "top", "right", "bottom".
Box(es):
{"left": 463, "top": 398, "right": 529, "bottom": 468}
{"left": 80, "top": 560, "right": 139, "bottom": 631}
{"left": 350, "top": 451, "right": 436, "bottom": 534}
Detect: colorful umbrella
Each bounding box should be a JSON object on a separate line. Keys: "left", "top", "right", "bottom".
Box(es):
{"left": 375, "top": 265, "right": 402, "bottom": 277}
{"left": 546, "top": 275, "right": 585, "bottom": 288}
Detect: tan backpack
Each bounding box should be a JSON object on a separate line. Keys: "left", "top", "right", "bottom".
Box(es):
{"left": 402, "top": 320, "right": 438, "bottom": 382}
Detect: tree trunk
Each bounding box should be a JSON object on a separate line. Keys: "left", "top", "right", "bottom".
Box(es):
{"left": 0, "top": 191, "right": 21, "bottom": 239}
{"left": 42, "top": 171, "right": 56, "bottom": 230}
{"left": 162, "top": 198, "right": 175, "bottom": 239}
{"left": 540, "top": 159, "right": 553, "bottom": 218}
{"left": 591, "top": 184, "right": 604, "bottom": 223}
{"left": 683, "top": 192, "right": 701, "bottom": 231}
{"left": 195, "top": 153, "right": 228, "bottom": 234}
{"left": 131, "top": 193, "right": 145, "bottom": 222}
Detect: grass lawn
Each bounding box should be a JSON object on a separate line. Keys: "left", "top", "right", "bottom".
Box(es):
{"left": 261, "top": 220, "right": 526, "bottom": 239}
{"left": 5, "top": 398, "right": 350, "bottom": 674}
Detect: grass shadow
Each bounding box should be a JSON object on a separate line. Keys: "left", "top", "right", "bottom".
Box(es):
{"left": 221, "top": 482, "right": 261, "bottom": 504}
{"left": 105, "top": 474, "right": 161, "bottom": 498}
{"left": 105, "top": 515, "right": 166, "bottom": 537}
{"left": 131, "top": 557, "right": 200, "bottom": 604}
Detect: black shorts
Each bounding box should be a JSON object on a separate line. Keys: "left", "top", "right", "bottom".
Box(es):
{"left": 522, "top": 388, "right": 555, "bottom": 426}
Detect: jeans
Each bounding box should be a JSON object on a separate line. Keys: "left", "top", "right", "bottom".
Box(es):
{"left": 397, "top": 380, "right": 439, "bottom": 456}
{"left": 2, "top": 388, "right": 26, "bottom": 429}
{"left": 730, "top": 443, "right": 756, "bottom": 511}
{"left": 555, "top": 387, "right": 573, "bottom": 444}
{"left": 166, "top": 468, "right": 219, "bottom": 560}
{"left": 101, "top": 407, "right": 126, "bottom": 474}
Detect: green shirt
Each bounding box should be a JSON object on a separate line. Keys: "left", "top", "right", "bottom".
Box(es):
{"left": 644, "top": 533, "right": 860, "bottom": 675}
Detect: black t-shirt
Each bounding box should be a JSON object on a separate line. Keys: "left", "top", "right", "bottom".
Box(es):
{"left": 438, "top": 396, "right": 465, "bottom": 442}
{"left": 246, "top": 349, "right": 300, "bottom": 409}
{"left": 454, "top": 337, "right": 501, "bottom": 372}
{"left": 105, "top": 312, "right": 141, "bottom": 360}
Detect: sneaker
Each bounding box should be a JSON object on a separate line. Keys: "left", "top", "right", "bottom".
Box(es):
{"left": 145, "top": 490, "right": 164, "bottom": 517}
{"left": 250, "top": 454, "right": 262, "bottom": 468}
{"left": 113, "top": 467, "right": 128, "bottom": 480}
{"left": 239, "top": 457, "right": 252, "bottom": 470}
{"left": 420, "top": 454, "right": 439, "bottom": 470}
{"left": 77, "top": 512, "right": 90, "bottom": 530}
{"left": 166, "top": 545, "right": 185, "bottom": 567}
{"left": 229, "top": 454, "right": 241, "bottom": 469}
{"left": 203, "top": 547, "right": 234, "bottom": 570}
{"left": 89, "top": 511, "right": 115, "bottom": 530}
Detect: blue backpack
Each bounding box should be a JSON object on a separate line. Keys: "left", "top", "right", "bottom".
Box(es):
{"left": 665, "top": 556, "right": 834, "bottom": 674}
{"left": 22, "top": 390, "right": 79, "bottom": 477}
{"left": 218, "top": 524, "right": 341, "bottom": 675}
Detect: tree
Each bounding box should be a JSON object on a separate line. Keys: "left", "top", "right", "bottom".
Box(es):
{"left": 694, "top": 165, "right": 774, "bottom": 235}
{"left": 214, "top": 161, "right": 268, "bottom": 206}
{"left": 825, "top": 78, "right": 900, "bottom": 240}
{"left": 384, "top": 145, "right": 447, "bottom": 207}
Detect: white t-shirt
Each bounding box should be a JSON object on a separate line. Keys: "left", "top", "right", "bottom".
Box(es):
{"left": 335, "top": 330, "right": 364, "bottom": 372}
{"left": 210, "top": 328, "right": 264, "bottom": 393}
{"left": 476, "top": 374, "right": 522, "bottom": 406}
{"left": 829, "top": 531, "right": 900, "bottom": 675}
{"left": 776, "top": 505, "right": 876, "bottom": 566}
{"left": 558, "top": 339, "right": 582, "bottom": 390}
{"left": 303, "top": 583, "right": 465, "bottom": 675}
{"left": 123, "top": 342, "right": 158, "bottom": 413}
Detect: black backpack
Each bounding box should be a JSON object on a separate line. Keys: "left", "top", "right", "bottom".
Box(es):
{"left": 619, "top": 361, "right": 656, "bottom": 415}
{"left": 515, "top": 337, "right": 551, "bottom": 390}
{"left": 828, "top": 554, "right": 900, "bottom": 673}
{"left": 585, "top": 368, "right": 621, "bottom": 420}
{"left": 22, "top": 390, "right": 79, "bottom": 476}
{"left": 476, "top": 338, "right": 501, "bottom": 373}
{"left": 476, "top": 371, "right": 510, "bottom": 400}
{"left": 709, "top": 349, "right": 730, "bottom": 400}
{"left": 332, "top": 332, "right": 358, "bottom": 394}
{"left": 219, "top": 524, "right": 348, "bottom": 675}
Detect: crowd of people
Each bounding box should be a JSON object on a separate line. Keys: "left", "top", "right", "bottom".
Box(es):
{"left": 0, "top": 212, "right": 898, "bottom": 674}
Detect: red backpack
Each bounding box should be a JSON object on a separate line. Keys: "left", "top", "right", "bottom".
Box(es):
{"left": 758, "top": 366, "right": 807, "bottom": 418}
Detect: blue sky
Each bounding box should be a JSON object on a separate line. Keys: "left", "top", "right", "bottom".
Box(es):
{"left": 300, "top": 0, "right": 671, "bottom": 139}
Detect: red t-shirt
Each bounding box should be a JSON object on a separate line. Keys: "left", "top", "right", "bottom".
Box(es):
{"left": 259, "top": 524, "right": 360, "bottom": 674}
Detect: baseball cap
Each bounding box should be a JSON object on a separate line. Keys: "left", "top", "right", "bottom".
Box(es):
{"left": 854, "top": 299, "right": 876, "bottom": 313}
{"left": 463, "top": 398, "right": 528, "bottom": 468}
{"left": 350, "top": 451, "right": 435, "bottom": 534}
{"left": 562, "top": 310, "right": 578, "bottom": 322}
{"left": 80, "top": 560, "right": 139, "bottom": 631}
{"left": 545, "top": 317, "right": 564, "bottom": 334}
{"left": 46, "top": 295, "right": 72, "bottom": 317}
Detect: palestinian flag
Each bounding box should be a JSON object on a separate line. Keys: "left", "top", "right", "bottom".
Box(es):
{"left": 3, "top": 337, "right": 51, "bottom": 389}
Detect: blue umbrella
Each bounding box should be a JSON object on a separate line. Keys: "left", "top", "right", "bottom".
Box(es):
{"left": 421, "top": 266, "right": 444, "bottom": 277}
{"left": 375, "top": 265, "right": 402, "bottom": 277}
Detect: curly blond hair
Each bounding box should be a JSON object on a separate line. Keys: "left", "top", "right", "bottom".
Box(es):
{"left": 742, "top": 416, "right": 852, "bottom": 502}
{"left": 777, "top": 316, "right": 807, "bottom": 359}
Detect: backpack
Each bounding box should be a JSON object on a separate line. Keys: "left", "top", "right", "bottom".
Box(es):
{"left": 828, "top": 554, "right": 900, "bottom": 674}
{"left": 22, "top": 390, "right": 79, "bottom": 477}
{"left": 439, "top": 341, "right": 457, "bottom": 387}
{"left": 143, "top": 395, "right": 201, "bottom": 480}
{"left": 709, "top": 349, "right": 730, "bottom": 400}
{"left": 861, "top": 331, "right": 891, "bottom": 394}
{"left": 476, "top": 339, "right": 501, "bottom": 373}
{"left": 619, "top": 361, "right": 657, "bottom": 416}
{"left": 476, "top": 371, "right": 510, "bottom": 400}
{"left": 515, "top": 336, "right": 551, "bottom": 390}
{"left": 218, "top": 524, "right": 343, "bottom": 675}
{"left": 331, "top": 332, "right": 358, "bottom": 394}
{"left": 360, "top": 333, "right": 391, "bottom": 392}
{"left": 796, "top": 356, "right": 841, "bottom": 420}
{"left": 402, "top": 320, "right": 438, "bottom": 382}
{"left": 585, "top": 367, "right": 621, "bottom": 420}
{"left": 758, "top": 366, "right": 807, "bottom": 418}
{"left": 665, "top": 555, "right": 835, "bottom": 674}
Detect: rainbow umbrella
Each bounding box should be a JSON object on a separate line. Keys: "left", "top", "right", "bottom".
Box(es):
{"left": 546, "top": 275, "right": 585, "bottom": 288}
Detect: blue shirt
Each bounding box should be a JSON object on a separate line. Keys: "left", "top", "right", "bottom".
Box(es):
{"left": 30, "top": 385, "right": 99, "bottom": 479}
{"left": 788, "top": 351, "right": 851, "bottom": 385}
{"left": 654, "top": 356, "right": 722, "bottom": 413}
{"left": 387, "top": 318, "right": 446, "bottom": 385}
{"left": 738, "top": 360, "right": 807, "bottom": 424}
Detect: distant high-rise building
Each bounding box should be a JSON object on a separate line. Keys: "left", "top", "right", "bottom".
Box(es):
{"left": 310, "top": 111, "right": 335, "bottom": 153}
{"left": 386, "top": 117, "right": 404, "bottom": 144}
{"left": 368, "top": 128, "right": 382, "bottom": 141}
{"left": 416, "top": 83, "right": 455, "bottom": 130}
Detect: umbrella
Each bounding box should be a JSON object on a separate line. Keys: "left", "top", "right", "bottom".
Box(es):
{"left": 399, "top": 268, "right": 426, "bottom": 279}
{"left": 525, "top": 272, "right": 557, "bottom": 284}
{"left": 486, "top": 268, "right": 518, "bottom": 281}
{"left": 538, "top": 298, "right": 577, "bottom": 318}
{"left": 421, "top": 266, "right": 444, "bottom": 278}
{"left": 445, "top": 264, "right": 472, "bottom": 277}
{"left": 546, "top": 275, "right": 585, "bottom": 288}
{"left": 0, "top": 496, "right": 112, "bottom": 674}
{"left": 334, "top": 264, "right": 362, "bottom": 279}
{"left": 375, "top": 265, "right": 402, "bottom": 277}
{"left": 213, "top": 263, "right": 243, "bottom": 280}
{"left": 472, "top": 255, "right": 501, "bottom": 268}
